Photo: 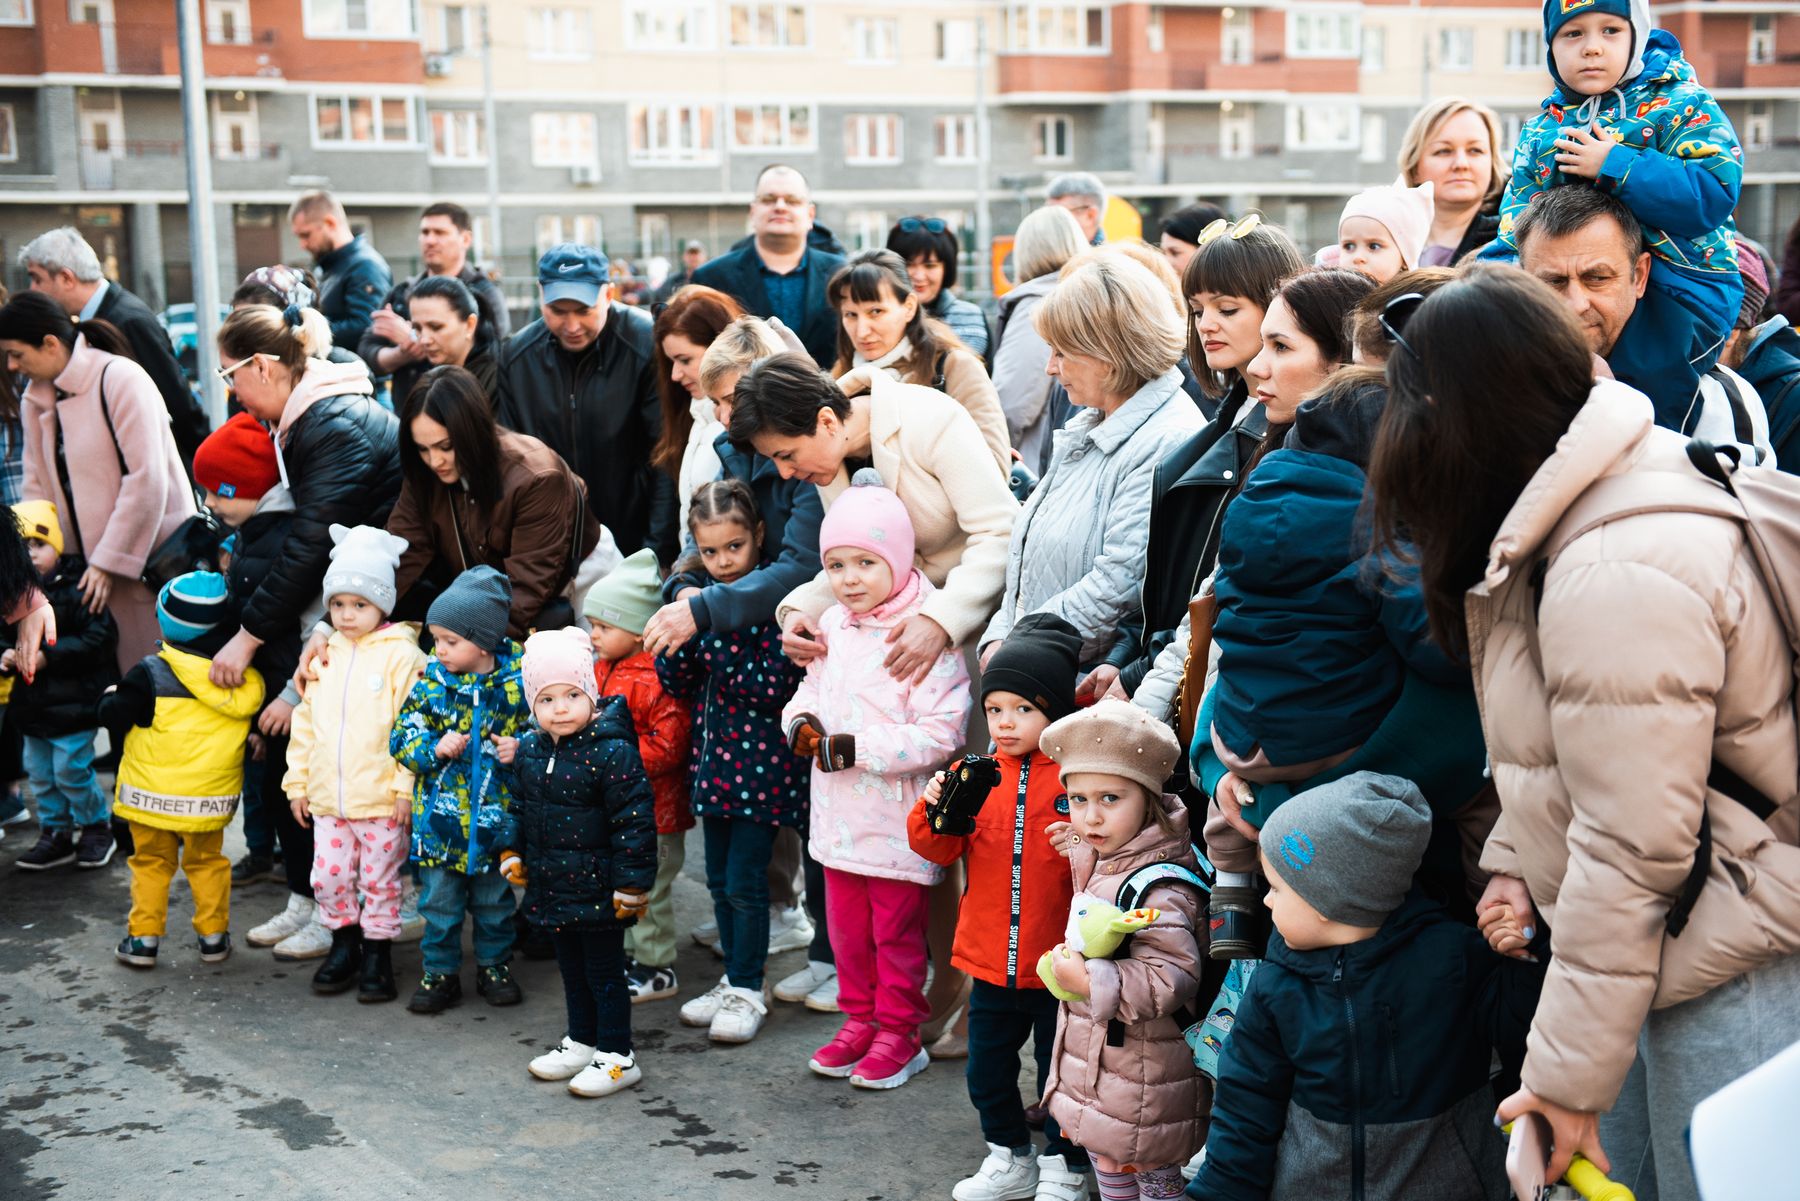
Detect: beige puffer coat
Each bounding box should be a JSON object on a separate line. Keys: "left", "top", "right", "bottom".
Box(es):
{"left": 1470, "top": 381, "right": 1800, "bottom": 1114}
{"left": 1043, "top": 794, "right": 1209, "bottom": 1168}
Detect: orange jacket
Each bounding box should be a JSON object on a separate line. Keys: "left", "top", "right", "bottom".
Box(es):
{"left": 908, "top": 750, "right": 1071, "bottom": 990}
{"left": 595, "top": 651, "right": 694, "bottom": 836}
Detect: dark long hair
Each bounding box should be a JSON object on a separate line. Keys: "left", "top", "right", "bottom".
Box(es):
{"left": 0, "top": 509, "right": 38, "bottom": 619}
{"left": 826, "top": 249, "right": 961, "bottom": 383}
{"left": 1180, "top": 221, "right": 1304, "bottom": 415}
{"left": 1366, "top": 264, "right": 1594, "bottom": 658}
{"left": 1247, "top": 268, "right": 1376, "bottom": 471}
{"left": 0, "top": 291, "right": 134, "bottom": 361}
{"left": 400, "top": 365, "right": 504, "bottom": 509}
{"left": 727, "top": 352, "right": 851, "bottom": 448}
{"left": 651, "top": 285, "right": 744, "bottom": 477}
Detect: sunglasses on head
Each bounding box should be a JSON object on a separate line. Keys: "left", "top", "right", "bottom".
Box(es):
{"left": 1378, "top": 292, "right": 1427, "bottom": 362}
{"left": 1196, "top": 213, "right": 1262, "bottom": 246}
{"left": 898, "top": 217, "right": 949, "bottom": 234}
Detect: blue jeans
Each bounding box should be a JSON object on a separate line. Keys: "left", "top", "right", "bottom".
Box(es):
{"left": 967, "top": 979, "right": 1089, "bottom": 1166}
{"left": 417, "top": 863, "right": 516, "bottom": 975}
{"left": 239, "top": 745, "right": 275, "bottom": 857}
{"left": 23, "top": 730, "right": 105, "bottom": 831}
{"left": 702, "top": 815, "right": 776, "bottom": 990}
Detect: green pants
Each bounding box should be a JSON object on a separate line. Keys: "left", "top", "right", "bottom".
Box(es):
{"left": 624, "top": 832, "right": 686, "bottom": 968}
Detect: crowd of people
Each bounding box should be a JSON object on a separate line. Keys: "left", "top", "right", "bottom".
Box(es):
{"left": 4, "top": 4, "right": 1800, "bottom": 1195}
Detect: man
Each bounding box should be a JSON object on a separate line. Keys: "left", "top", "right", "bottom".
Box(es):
{"left": 289, "top": 190, "right": 390, "bottom": 354}
{"left": 653, "top": 240, "right": 708, "bottom": 303}
{"left": 1725, "top": 246, "right": 1800, "bottom": 472}
{"left": 1514, "top": 185, "right": 1771, "bottom": 463}
{"left": 356, "top": 201, "right": 510, "bottom": 406}
{"left": 20, "top": 227, "right": 210, "bottom": 465}
{"left": 1046, "top": 172, "right": 1108, "bottom": 246}
{"left": 495, "top": 244, "right": 669, "bottom": 563}
{"left": 692, "top": 164, "right": 845, "bottom": 368}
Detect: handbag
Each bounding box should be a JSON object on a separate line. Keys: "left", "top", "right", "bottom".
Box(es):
{"left": 1174, "top": 583, "right": 1217, "bottom": 750}
{"left": 140, "top": 509, "right": 225, "bottom": 593}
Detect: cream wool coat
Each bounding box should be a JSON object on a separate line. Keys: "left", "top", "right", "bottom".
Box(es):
{"left": 1471, "top": 380, "right": 1800, "bottom": 1114}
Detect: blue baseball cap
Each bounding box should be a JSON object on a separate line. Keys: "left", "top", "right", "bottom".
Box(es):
{"left": 538, "top": 242, "right": 609, "bottom": 306}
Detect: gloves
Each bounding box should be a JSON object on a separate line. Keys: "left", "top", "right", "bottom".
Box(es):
{"left": 499, "top": 850, "right": 527, "bottom": 886}
{"left": 613, "top": 888, "right": 648, "bottom": 921}
{"left": 789, "top": 713, "right": 823, "bottom": 760}
{"left": 788, "top": 713, "right": 856, "bottom": 773}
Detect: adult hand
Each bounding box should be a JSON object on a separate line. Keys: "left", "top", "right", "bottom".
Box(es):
{"left": 781, "top": 614, "right": 828, "bottom": 667}
{"left": 209, "top": 628, "right": 262, "bottom": 688}
{"left": 883, "top": 614, "right": 950, "bottom": 685}
{"left": 292, "top": 629, "right": 330, "bottom": 697}
{"left": 12, "top": 597, "right": 55, "bottom": 683}
{"left": 1215, "top": 773, "right": 1260, "bottom": 841}
{"left": 978, "top": 641, "right": 1000, "bottom": 672}
{"left": 1552, "top": 123, "right": 1614, "bottom": 181}
{"left": 642, "top": 599, "right": 699, "bottom": 658}
{"left": 766, "top": 316, "right": 808, "bottom": 357}
{"left": 78, "top": 565, "right": 113, "bottom": 614}
{"left": 1076, "top": 664, "right": 1122, "bottom": 705}
{"left": 370, "top": 307, "right": 416, "bottom": 349}
{"left": 835, "top": 365, "right": 877, "bottom": 397}
{"left": 1497, "top": 1089, "right": 1609, "bottom": 1184}
{"left": 258, "top": 697, "right": 295, "bottom": 738}
{"left": 1476, "top": 873, "right": 1538, "bottom": 961}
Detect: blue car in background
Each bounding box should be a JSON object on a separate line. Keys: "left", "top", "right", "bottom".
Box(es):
{"left": 157, "top": 303, "right": 231, "bottom": 383}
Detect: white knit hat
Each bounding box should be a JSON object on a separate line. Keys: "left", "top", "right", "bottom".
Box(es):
{"left": 320, "top": 523, "right": 408, "bottom": 615}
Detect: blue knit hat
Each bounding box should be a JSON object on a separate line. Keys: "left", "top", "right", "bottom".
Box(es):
{"left": 158, "top": 571, "right": 230, "bottom": 647}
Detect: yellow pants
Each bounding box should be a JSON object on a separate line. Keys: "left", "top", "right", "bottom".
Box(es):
{"left": 127, "top": 822, "right": 230, "bottom": 938}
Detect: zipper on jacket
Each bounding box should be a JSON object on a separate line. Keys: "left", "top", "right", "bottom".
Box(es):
{"left": 336, "top": 641, "right": 358, "bottom": 819}
{"left": 466, "top": 685, "right": 485, "bottom": 868}
{"left": 1007, "top": 759, "right": 1029, "bottom": 985}
{"left": 1335, "top": 951, "right": 1365, "bottom": 1201}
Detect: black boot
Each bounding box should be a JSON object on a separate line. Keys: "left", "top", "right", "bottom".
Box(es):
{"left": 1207, "top": 886, "right": 1269, "bottom": 960}
{"left": 312, "top": 926, "right": 362, "bottom": 993}
{"left": 357, "top": 938, "right": 397, "bottom": 1003}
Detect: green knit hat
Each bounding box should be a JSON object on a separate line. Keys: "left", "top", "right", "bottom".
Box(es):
{"left": 582, "top": 548, "right": 663, "bottom": 635}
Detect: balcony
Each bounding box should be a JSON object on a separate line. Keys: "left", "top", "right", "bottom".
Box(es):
{"left": 79, "top": 138, "right": 286, "bottom": 191}
{"left": 1688, "top": 50, "right": 1800, "bottom": 90}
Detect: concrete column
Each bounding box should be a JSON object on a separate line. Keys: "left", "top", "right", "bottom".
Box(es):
{"left": 211, "top": 202, "right": 238, "bottom": 298}
{"left": 41, "top": 87, "right": 80, "bottom": 190}
{"left": 128, "top": 202, "right": 166, "bottom": 308}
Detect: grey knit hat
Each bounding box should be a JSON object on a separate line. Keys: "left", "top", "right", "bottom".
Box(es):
{"left": 427, "top": 565, "right": 513, "bottom": 651}
{"left": 1259, "top": 772, "right": 1431, "bottom": 928}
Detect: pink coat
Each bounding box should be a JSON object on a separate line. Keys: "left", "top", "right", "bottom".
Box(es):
{"left": 22, "top": 336, "right": 195, "bottom": 671}
{"left": 782, "top": 571, "right": 971, "bottom": 886}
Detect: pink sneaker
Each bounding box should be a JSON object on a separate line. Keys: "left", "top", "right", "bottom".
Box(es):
{"left": 849, "top": 1030, "right": 929, "bottom": 1090}
{"left": 808, "top": 1018, "right": 878, "bottom": 1078}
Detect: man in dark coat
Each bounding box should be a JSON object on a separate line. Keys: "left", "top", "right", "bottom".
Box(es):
{"left": 289, "top": 190, "right": 391, "bottom": 355}
{"left": 1726, "top": 249, "right": 1800, "bottom": 473}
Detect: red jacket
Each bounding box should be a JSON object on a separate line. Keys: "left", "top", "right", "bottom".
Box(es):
{"left": 908, "top": 750, "right": 1071, "bottom": 990}
{"left": 595, "top": 651, "right": 693, "bottom": 836}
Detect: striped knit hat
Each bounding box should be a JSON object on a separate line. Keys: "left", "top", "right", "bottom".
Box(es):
{"left": 157, "top": 571, "right": 230, "bottom": 647}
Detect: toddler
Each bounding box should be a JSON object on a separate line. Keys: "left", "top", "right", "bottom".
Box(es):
{"left": 105, "top": 571, "right": 264, "bottom": 968}
{"left": 390, "top": 565, "right": 529, "bottom": 1014}
{"left": 283, "top": 524, "right": 427, "bottom": 1003}
{"left": 1333, "top": 182, "right": 1434, "bottom": 283}
{"left": 784, "top": 472, "right": 971, "bottom": 1090}
{"left": 501, "top": 627, "right": 656, "bottom": 1099}
{"left": 584, "top": 548, "right": 693, "bottom": 1005}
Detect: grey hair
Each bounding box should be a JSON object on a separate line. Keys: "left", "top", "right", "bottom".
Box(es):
{"left": 1012, "top": 205, "right": 1087, "bottom": 282}
{"left": 18, "top": 227, "right": 102, "bottom": 282}
{"left": 1045, "top": 171, "right": 1107, "bottom": 208}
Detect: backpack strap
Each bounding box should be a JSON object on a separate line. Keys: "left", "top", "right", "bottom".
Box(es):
{"left": 1102, "top": 859, "right": 1213, "bottom": 1045}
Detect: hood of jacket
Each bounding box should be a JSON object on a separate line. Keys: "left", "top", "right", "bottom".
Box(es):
{"left": 1741, "top": 316, "right": 1800, "bottom": 392}
{"left": 250, "top": 481, "right": 296, "bottom": 519}
{"left": 1288, "top": 378, "right": 1387, "bottom": 471}
{"left": 1544, "top": 0, "right": 1662, "bottom": 100}
{"left": 841, "top": 566, "right": 929, "bottom": 630}
{"left": 1070, "top": 791, "right": 1195, "bottom": 892}
{"left": 278, "top": 357, "right": 375, "bottom": 442}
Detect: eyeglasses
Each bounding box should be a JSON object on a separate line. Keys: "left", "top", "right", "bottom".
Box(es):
{"left": 216, "top": 352, "right": 274, "bottom": 385}
{"left": 898, "top": 217, "right": 949, "bottom": 234}
{"left": 754, "top": 193, "right": 808, "bottom": 208}
{"left": 1378, "top": 292, "right": 1427, "bottom": 362}
{"left": 1196, "top": 213, "right": 1263, "bottom": 246}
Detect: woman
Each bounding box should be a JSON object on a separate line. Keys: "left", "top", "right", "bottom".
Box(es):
{"left": 992, "top": 206, "right": 1089, "bottom": 470}
{"left": 828, "top": 249, "right": 1009, "bottom": 471}
{"left": 403, "top": 275, "right": 498, "bottom": 402}
{"left": 1397, "top": 97, "right": 1505, "bottom": 266}
{"left": 0, "top": 292, "right": 193, "bottom": 673}
{"left": 886, "top": 217, "right": 990, "bottom": 359}
{"left": 978, "top": 253, "right": 1202, "bottom": 670}
{"left": 1157, "top": 201, "right": 1227, "bottom": 280}
{"left": 1368, "top": 264, "right": 1800, "bottom": 1201}
{"left": 387, "top": 365, "right": 601, "bottom": 639}
{"left": 648, "top": 285, "right": 744, "bottom": 543}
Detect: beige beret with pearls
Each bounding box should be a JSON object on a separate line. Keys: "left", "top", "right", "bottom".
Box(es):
{"left": 1040, "top": 698, "right": 1181, "bottom": 796}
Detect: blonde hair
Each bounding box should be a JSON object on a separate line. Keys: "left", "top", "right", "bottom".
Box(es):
{"left": 1064, "top": 241, "right": 1186, "bottom": 322}
{"left": 1033, "top": 254, "right": 1185, "bottom": 397}
{"left": 217, "top": 303, "right": 331, "bottom": 375}
{"left": 1012, "top": 205, "right": 1087, "bottom": 282}
{"left": 698, "top": 316, "right": 786, "bottom": 399}
{"left": 1397, "top": 97, "right": 1505, "bottom": 204}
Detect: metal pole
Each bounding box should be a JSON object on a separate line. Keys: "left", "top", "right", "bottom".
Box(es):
{"left": 481, "top": 5, "right": 503, "bottom": 265}
{"left": 176, "top": 0, "right": 224, "bottom": 427}
{"left": 974, "top": 8, "right": 992, "bottom": 298}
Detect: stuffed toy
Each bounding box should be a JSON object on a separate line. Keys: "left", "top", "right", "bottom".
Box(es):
{"left": 1036, "top": 894, "right": 1162, "bottom": 1001}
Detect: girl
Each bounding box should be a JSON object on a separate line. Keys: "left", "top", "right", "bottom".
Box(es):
{"left": 1039, "top": 700, "right": 1207, "bottom": 1201}
{"left": 1329, "top": 181, "right": 1436, "bottom": 283}
{"left": 783, "top": 473, "right": 971, "bottom": 1090}
{"left": 657, "top": 480, "right": 809, "bottom": 1045}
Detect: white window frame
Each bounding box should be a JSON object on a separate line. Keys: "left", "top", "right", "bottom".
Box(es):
{"left": 726, "top": 2, "right": 811, "bottom": 50}
{"left": 536, "top": 214, "right": 602, "bottom": 258}
{"left": 211, "top": 91, "right": 259, "bottom": 159}
{"left": 302, "top": 0, "right": 420, "bottom": 40}
{"left": 1504, "top": 28, "right": 1537, "bottom": 72}
{"left": 1031, "top": 112, "right": 1072, "bottom": 163}
{"left": 630, "top": 102, "right": 719, "bottom": 165}
{"left": 1146, "top": 5, "right": 1164, "bottom": 53}
{"left": 934, "top": 113, "right": 978, "bottom": 163}
{"left": 1004, "top": 3, "right": 1109, "bottom": 55}
{"left": 728, "top": 101, "right": 816, "bottom": 154}
{"left": 1286, "top": 102, "right": 1359, "bottom": 151}
{"left": 849, "top": 15, "right": 898, "bottom": 64}
{"left": 1360, "top": 25, "right": 1384, "bottom": 72}
{"left": 845, "top": 209, "right": 891, "bottom": 252}
{"left": 1501, "top": 113, "right": 1525, "bottom": 155}
{"left": 0, "top": 0, "right": 32, "bottom": 27}
{"left": 1749, "top": 15, "right": 1775, "bottom": 65}
{"left": 530, "top": 110, "right": 598, "bottom": 168}
{"left": 1437, "top": 27, "right": 1474, "bottom": 73}
{"left": 206, "top": 0, "right": 251, "bottom": 44}
{"left": 429, "top": 107, "right": 485, "bottom": 164}
{"left": 1744, "top": 100, "right": 1772, "bottom": 151}
{"left": 935, "top": 16, "right": 978, "bottom": 65}
{"left": 625, "top": 1, "right": 715, "bottom": 51}
{"left": 310, "top": 89, "right": 419, "bottom": 149}
{"left": 1221, "top": 108, "right": 1252, "bottom": 160}
{"left": 435, "top": 4, "right": 471, "bottom": 54}
{"left": 1223, "top": 7, "right": 1252, "bottom": 65}
{"left": 0, "top": 103, "right": 17, "bottom": 162}
{"left": 1360, "top": 112, "right": 1387, "bottom": 164}
{"left": 528, "top": 7, "right": 594, "bottom": 61}
{"left": 1287, "top": 6, "right": 1359, "bottom": 59}
{"left": 638, "top": 213, "right": 672, "bottom": 260}
{"left": 844, "top": 113, "right": 903, "bottom": 165}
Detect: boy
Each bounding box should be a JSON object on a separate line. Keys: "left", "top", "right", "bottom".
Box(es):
{"left": 1482, "top": 0, "right": 1743, "bottom": 425}
{"left": 390, "top": 565, "right": 529, "bottom": 1014}
{"left": 1191, "top": 773, "right": 1544, "bottom": 1201}
{"left": 6, "top": 500, "right": 119, "bottom": 870}
{"left": 104, "top": 571, "right": 265, "bottom": 967}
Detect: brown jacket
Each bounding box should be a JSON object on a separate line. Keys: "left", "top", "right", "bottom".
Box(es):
{"left": 1044, "top": 794, "right": 1209, "bottom": 1168}
{"left": 388, "top": 430, "right": 601, "bottom": 638}
{"left": 1471, "top": 381, "right": 1800, "bottom": 1114}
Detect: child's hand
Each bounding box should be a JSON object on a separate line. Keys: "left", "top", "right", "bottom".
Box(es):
{"left": 788, "top": 713, "right": 823, "bottom": 760}
{"left": 1215, "top": 772, "right": 1261, "bottom": 841}
{"left": 816, "top": 732, "right": 855, "bottom": 773}
{"left": 1553, "top": 122, "right": 1615, "bottom": 180}
{"left": 921, "top": 772, "right": 944, "bottom": 806}
{"left": 1048, "top": 943, "right": 1091, "bottom": 996}
{"left": 1046, "top": 820, "right": 1078, "bottom": 859}
{"left": 247, "top": 732, "right": 265, "bottom": 761}
{"left": 2, "top": 648, "right": 16, "bottom": 674}
{"left": 392, "top": 793, "right": 411, "bottom": 826}
{"left": 258, "top": 697, "right": 294, "bottom": 737}
{"left": 289, "top": 795, "right": 311, "bottom": 829}
{"left": 436, "top": 731, "right": 470, "bottom": 760}
{"left": 491, "top": 734, "right": 518, "bottom": 765}
{"left": 612, "top": 888, "right": 649, "bottom": 920}
{"left": 499, "top": 851, "right": 527, "bottom": 886}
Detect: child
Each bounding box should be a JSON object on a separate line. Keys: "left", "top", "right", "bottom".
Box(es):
{"left": 907, "top": 613, "right": 1092, "bottom": 1200}
{"left": 783, "top": 472, "right": 971, "bottom": 1089}
{"left": 500, "top": 627, "right": 656, "bottom": 1099}
{"left": 584, "top": 548, "right": 693, "bottom": 1004}
{"left": 1191, "top": 773, "right": 1544, "bottom": 1200}
{"left": 104, "top": 572, "right": 265, "bottom": 968}
{"left": 389, "top": 565, "right": 529, "bottom": 1014}
{"left": 1482, "top": 0, "right": 1743, "bottom": 424}
{"left": 282, "top": 524, "right": 427, "bottom": 1003}
{"left": 1333, "top": 182, "right": 1434, "bottom": 283}
{"left": 658, "top": 480, "right": 808, "bottom": 1045}
{"left": 1038, "top": 699, "right": 1206, "bottom": 1201}
{"left": 5, "top": 500, "right": 119, "bottom": 871}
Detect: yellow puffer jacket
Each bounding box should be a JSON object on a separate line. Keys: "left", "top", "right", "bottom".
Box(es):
{"left": 283, "top": 623, "right": 427, "bottom": 820}
{"left": 114, "top": 645, "right": 265, "bottom": 834}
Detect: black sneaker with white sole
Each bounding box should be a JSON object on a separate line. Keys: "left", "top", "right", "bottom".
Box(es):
{"left": 16, "top": 828, "right": 76, "bottom": 871}
{"left": 75, "top": 823, "right": 116, "bottom": 870}
{"left": 625, "top": 957, "right": 679, "bottom": 1003}
{"left": 115, "top": 935, "right": 159, "bottom": 968}
{"left": 231, "top": 852, "right": 278, "bottom": 885}
{"left": 198, "top": 932, "right": 232, "bottom": 963}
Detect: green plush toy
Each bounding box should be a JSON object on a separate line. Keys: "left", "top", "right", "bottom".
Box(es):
{"left": 1036, "top": 893, "right": 1162, "bottom": 1002}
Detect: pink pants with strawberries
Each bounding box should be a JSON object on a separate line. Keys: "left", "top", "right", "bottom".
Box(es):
{"left": 310, "top": 815, "right": 407, "bottom": 939}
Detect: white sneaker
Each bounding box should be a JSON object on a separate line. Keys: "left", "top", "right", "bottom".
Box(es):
{"left": 766, "top": 904, "right": 814, "bottom": 954}
{"left": 393, "top": 879, "right": 425, "bottom": 943}
{"left": 0, "top": 802, "right": 32, "bottom": 827}
{"left": 528, "top": 1036, "right": 596, "bottom": 1081}
{"left": 953, "top": 1142, "right": 1040, "bottom": 1201}
{"left": 804, "top": 972, "right": 841, "bottom": 1013}
{"left": 1034, "top": 1154, "right": 1088, "bottom": 1201}
{"left": 270, "top": 916, "right": 333, "bottom": 961}
{"left": 1181, "top": 1148, "right": 1206, "bottom": 1182}
{"left": 679, "top": 976, "right": 732, "bottom": 1027}
{"left": 247, "top": 893, "right": 313, "bottom": 948}
{"left": 690, "top": 918, "right": 719, "bottom": 947}
{"left": 568, "top": 1050, "right": 641, "bottom": 1098}
{"left": 708, "top": 985, "right": 769, "bottom": 1044}
{"left": 772, "top": 959, "right": 834, "bottom": 1003}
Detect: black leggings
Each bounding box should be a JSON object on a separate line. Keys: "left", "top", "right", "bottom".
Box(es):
{"left": 262, "top": 733, "right": 313, "bottom": 898}
{"left": 553, "top": 927, "right": 631, "bottom": 1054}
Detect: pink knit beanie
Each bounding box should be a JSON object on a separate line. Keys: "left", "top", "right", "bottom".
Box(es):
{"left": 818, "top": 468, "right": 915, "bottom": 586}
{"left": 1339, "top": 181, "right": 1435, "bottom": 270}
{"left": 521, "top": 626, "right": 600, "bottom": 706}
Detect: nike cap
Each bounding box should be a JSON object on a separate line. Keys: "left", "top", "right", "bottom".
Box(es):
{"left": 537, "top": 242, "right": 609, "bottom": 306}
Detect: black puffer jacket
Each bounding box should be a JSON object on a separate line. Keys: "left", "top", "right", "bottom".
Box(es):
{"left": 514, "top": 697, "right": 657, "bottom": 931}
{"left": 221, "top": 486, "right": 302, "bottom": 705}
{"left": 5, "top": 554, "right": 118, "bottom": 737}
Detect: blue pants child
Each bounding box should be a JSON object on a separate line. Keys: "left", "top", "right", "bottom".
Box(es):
{"left": 702, "top": 815, "right": 776, "bottom": 990}
{"left": 417, "top": 863, "right": 516, "bottom": 975}
{"left": 967, "top": 980, "right": 1090, "bottom": 1168}
{"left": 23, "top": 730, "right": 106, "bottom": 832}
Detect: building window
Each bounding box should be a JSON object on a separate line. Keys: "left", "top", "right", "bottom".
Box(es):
{"left": 730, "top": 102, "right": 815, "bottom": 152}
{"left": 0, "top": 0, "right": 29, "bottom": 26}
{"left": 850, "top": 16, "right": 897, "bottom": 64}
{"left": 0, "top": 104, "right": 17, "bottom": 161}
{"left": 1031, "top": 113, "right": 1072, "bottom": 162}
{"left": 1221, "top": 108, "right": 1252, "bottom": 160}
{"left": 429, "top": 108, "right": 484, "bottom": 163}
{"left": 312, "top": 91, "right": 417, "bottom": 148}
{"left": 436, "top": 4, "right": 470, "bottom": 53}
{"left": 626, "top": 1, "right": 714, "bottom": 50}
{"left": 206, "top": 0, "right": 251, "bottom": 44}
{"left": 935, "top": 114, "right": 978, "bottom": 163}
{"left": 304, "top": 0, "right": 417, "bottom": 38}
{"left": 638, "top": 213, "right": 672, "bottom": 259}
{"left": 1360, "top": 112, "right": 1386, "bottom": 164}
{"left": 936, "top": 17, "right": 978, "bottom": 64}
{"left": 1223, "top": 8, "right": 1252, "bottom": 64}
{"left": 1146, "top": 5, "right": 1164, "bottom": 53}
{"left": 1745, "top": 101, "right": 1772, "bottom": 151}
{"left": 212, "top": 91, "right": 259, "bottom": 158}
{"left": 1503, "top": 28, "right": 1536, "bottom": 72}
{"left": 630, "top": 103, "right": 719, "bottom": 164}
{"left": 531, "top": 111, "right": 597, "bottom": 167}
{"left": 728, "top": 3, "right": 809, "bottom": 49}
{"left": 1437, "top": 27, "right": 1473, "bottom": 72}
{"left": 1360, "top": 26, "right": 1384, "bottom": 72}
{"left": 844, "top": 113, "right": 903, "bottom": 165}
{"left": 536, "top": 214, "right": 602, "bottom": 258}
{"left": 528, "top": 8, "right": 593, "bottom": 60}
{"left": 1286, "top": 102, "right": 1358, "bottom": 150}
{"left": 1284, "top": 202, "right": 1311, "bottom": 246}
{"left": 845, "top": 210, "right": 891, "bottom": 252}
{"left": 1287, "top": 7, "right": 1358, "bottom": 58}
{"left": 1750, "top": 15, "right": 1775, "bottom": 66}
{"left": 1501, "top": 114, "right": 1524, "bottom": 155}
{"left": 1005, "top": 4, "right": 1108, "bottom": 54}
